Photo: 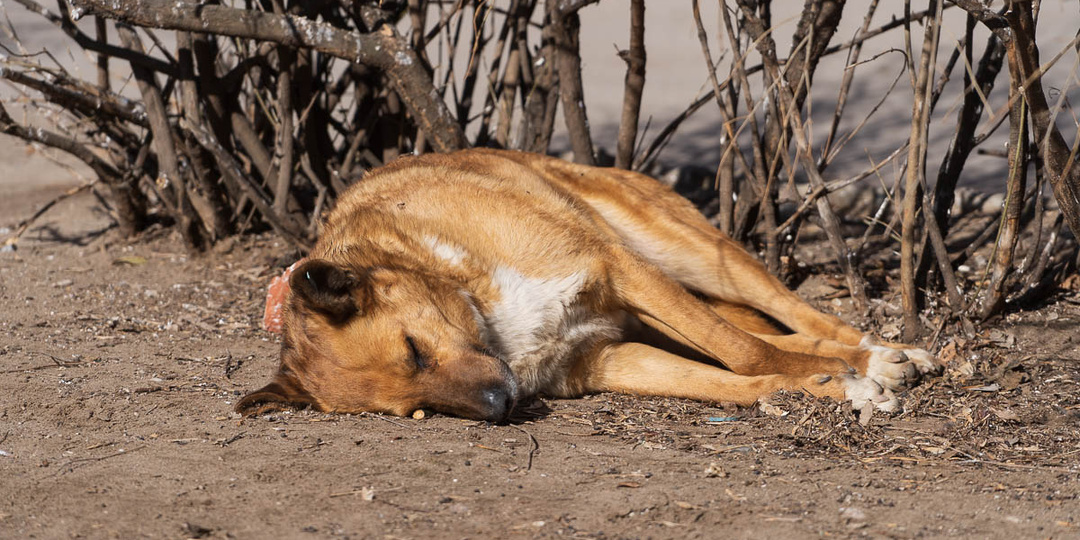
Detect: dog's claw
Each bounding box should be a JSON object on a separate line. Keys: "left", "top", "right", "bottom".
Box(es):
{"left": 885, "top": 351, "right": 909, "bottom": 364}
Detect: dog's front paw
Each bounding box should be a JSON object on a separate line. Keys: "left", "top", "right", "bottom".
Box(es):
{"left": 801, "top": 373, "right": 898, "bottom": 413}
{"left": 859, "top": 336, "right": 941, "bottom": 391}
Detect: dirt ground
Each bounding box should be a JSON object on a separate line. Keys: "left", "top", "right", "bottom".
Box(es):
{"left": 3, "top": 184, "right": 1080, "bottom": 540}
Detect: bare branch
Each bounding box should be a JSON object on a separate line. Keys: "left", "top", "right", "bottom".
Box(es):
{"left": 8, "top": 0, "right": 175, "bottom": 75}
{"left": 900, "top": 0, "right": 943, "bottom": 340}
{"left": 116, "top": 22, "right": 206, "bottom": 248}
{"left": 71, "top": 0, "right": 467, "bottom": 152}
{"left": 0, "top": 101, "right": 145, "bottom": 235}
{"left": 182, "top": 118, "right": 312, "bottom": 252}
{"left": 614, "top": 0, "right": 645, "bottom": 170}
{"left": 548, "top": 1, "right": 594, "bottom": 165}
{"left": 946, "top": 0, "right": 1011, "bottom": 43}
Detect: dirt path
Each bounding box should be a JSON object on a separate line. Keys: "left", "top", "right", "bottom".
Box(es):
{"left": 2, "top": 190, "right": 1079, "bottom": 539}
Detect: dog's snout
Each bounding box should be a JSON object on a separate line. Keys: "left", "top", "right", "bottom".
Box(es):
{"left": 479, "top": 387, "right": 514, "bottom": 422}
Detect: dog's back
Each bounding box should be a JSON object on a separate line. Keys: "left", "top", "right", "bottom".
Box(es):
{"left": 317, "top": 149, "right": 624, "bottom": 271}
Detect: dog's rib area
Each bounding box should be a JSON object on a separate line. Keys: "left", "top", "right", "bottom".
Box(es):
{"left": 485, "top": 266, "right": 621, "bottom": 396}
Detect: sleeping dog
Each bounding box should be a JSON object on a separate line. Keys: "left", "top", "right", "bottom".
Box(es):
{"left": 238, "top": 149, "right": 939, "bottom": 421}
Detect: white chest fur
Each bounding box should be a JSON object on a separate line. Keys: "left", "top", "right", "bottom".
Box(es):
{"left": 484, "top": 266, "right": 621, "bottom": 396}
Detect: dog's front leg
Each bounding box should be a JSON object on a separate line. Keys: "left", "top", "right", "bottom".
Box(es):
{"left": 573, "top": 342, "right": 897, "bottom": 411}
{"left": 606, "top": 250, "right": 850, "bottom": 378}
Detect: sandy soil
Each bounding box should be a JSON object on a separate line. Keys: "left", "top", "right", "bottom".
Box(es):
{"left": 3, "top": 2, "right": 1080, "bottom": 538}
{"left": 3, "top": 186, "right": 1080, "bottom": 539}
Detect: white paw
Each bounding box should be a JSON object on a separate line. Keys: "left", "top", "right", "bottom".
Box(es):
{"left": 900, "top": 347, "right": 941, "bottom": 375}
{"left": 860, "top": 336, "right": 941, "bottom": 391}
{"left": 841, "top": 373, "right": 899, "bottom": 413}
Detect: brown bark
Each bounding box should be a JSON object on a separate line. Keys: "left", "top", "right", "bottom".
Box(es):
{"left": 548, "top": 1, "right": 595, "bottom": 165}
{"left": 1005, "top": 3, "right": 1080, "bottom": 246}
{"left": 518, "top": 14, "right": 560, "bottom": 154}
{"left": 614, "top": 0, "right": 645, "bottom": 170}
{"left": 177, "top": 31, "right": 233, "bottom": 241}
{"left": 116, "top": 23, "right": 206, "bottom": 249}
{"left": 273, "top": 45, "right": 296, "bottom": 215}
{"left": 900, "top": 0, "right": 942, "bottom": 341}
{"left": 979, "top": 63, "right": 1027, "bottom": 320}
{"left": 94, "top": 16, "right": 109, "bottom": 90}
{"left": 72, "top": 0, "right": 467, "bottom": 153}
{"left": 182, "top": 119, "right": 311, "bottom": 251}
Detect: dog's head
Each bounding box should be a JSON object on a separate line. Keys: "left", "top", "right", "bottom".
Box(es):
{"left": 236, "top": 259, "right": 517, "bottom": 421}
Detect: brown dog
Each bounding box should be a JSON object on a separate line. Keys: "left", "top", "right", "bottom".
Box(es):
{"left": 237, "top": 149, "right": 939, "bottom": 421}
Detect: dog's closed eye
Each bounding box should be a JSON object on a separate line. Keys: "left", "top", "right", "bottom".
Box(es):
{"left": 405, "top": 335, "right": 430, "bottom": 370}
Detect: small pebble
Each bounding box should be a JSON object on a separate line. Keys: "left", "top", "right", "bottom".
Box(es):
{"left": 840, "top": 507, "right": 866, "bottom": 521}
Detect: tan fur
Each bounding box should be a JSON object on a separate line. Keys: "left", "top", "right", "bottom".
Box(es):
{"left": 237, "top": 149, "right": 940, "bottom": 421}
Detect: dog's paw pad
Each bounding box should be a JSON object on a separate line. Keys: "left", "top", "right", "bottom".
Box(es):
{"left": 841, "top": 374, "right": 899, "bottom": 413}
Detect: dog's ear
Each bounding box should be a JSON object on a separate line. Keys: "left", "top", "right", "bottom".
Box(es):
{"left": 235, "top": 371, "right": 315, "bottom": 415}
{"left": 290, "top": 259, "right": 360, "bottom": 321}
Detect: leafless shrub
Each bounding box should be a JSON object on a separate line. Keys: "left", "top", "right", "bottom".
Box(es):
{"left": 1, "top": 0, "right": 1078, "bottom": 332}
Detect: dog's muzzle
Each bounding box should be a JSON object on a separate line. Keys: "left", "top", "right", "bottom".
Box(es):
{"left": 478, "top": 386, "right": 515, "bottom": 422}
{"left": 477, "top": 359, "right": 518, "bottom": 422}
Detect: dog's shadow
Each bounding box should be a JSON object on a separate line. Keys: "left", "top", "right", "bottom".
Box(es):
{"left": 239, "top": 399, "right": 554, "bottom": 425}
{"left": 506, "top": 398, "right": 553, "bottom": 424}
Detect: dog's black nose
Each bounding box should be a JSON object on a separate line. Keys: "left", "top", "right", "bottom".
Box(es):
{"left": 479, "top": 387, "right": 514, "bottom": 422}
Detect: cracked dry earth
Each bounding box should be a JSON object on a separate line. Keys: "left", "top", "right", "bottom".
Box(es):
{"left": 2, "top": 188, "right": 1080, "bottom": 539}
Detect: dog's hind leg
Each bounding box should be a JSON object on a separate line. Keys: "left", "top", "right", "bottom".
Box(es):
{"left": 576, "top": 169, "right": 939, "bottom": 383}
{"left": 702, "top": 298, "right": 786, "bottom": 335}
{"left": 572, "top": 341, "right": 897, "bottom": 412}
{"left": 545, "top": 164, "right": 867, "bottom": 345}
{"left": 525, "top": 157, "right": 939, "bottom": 388}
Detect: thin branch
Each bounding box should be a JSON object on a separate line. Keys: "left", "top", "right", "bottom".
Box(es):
{"left": 636, "top": 5, "right": 941, "bottom": 170}
{"left": 182, "top": 118, "right": 312, "bottom": 252}
{"left": 900, "top": 0, "right": 942, "bottom": 340}
{"left": 1, "top": 182, "right": 95, "bottom": 249}
{"left": 945, "top": 0, "right": 1011, "bottom": 43}
{"left": 8, "top": 0, "right": 175, "bottom": 75}
{"left": 978, "top": 77, "right": 1028, "bottom": 319}
{"left": 72, "top": 0, "right": 467, "bottom": 153}
{"left": 116, "top": 22, "right": 205, "bottom": 248}
{"left": 272, "top": 44, "right": 296, "bottom": 215}
{"left": 736, "top": 0, "right": 867, "bottom": 305}
{"left": 548, "top": 1, "right": 594, "bottom": 165}
{"left": 614, "top": 0, "right": 645, "bottom": 170}
{"left": 0, "top": 63, "right": 147, "bottom": 126}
